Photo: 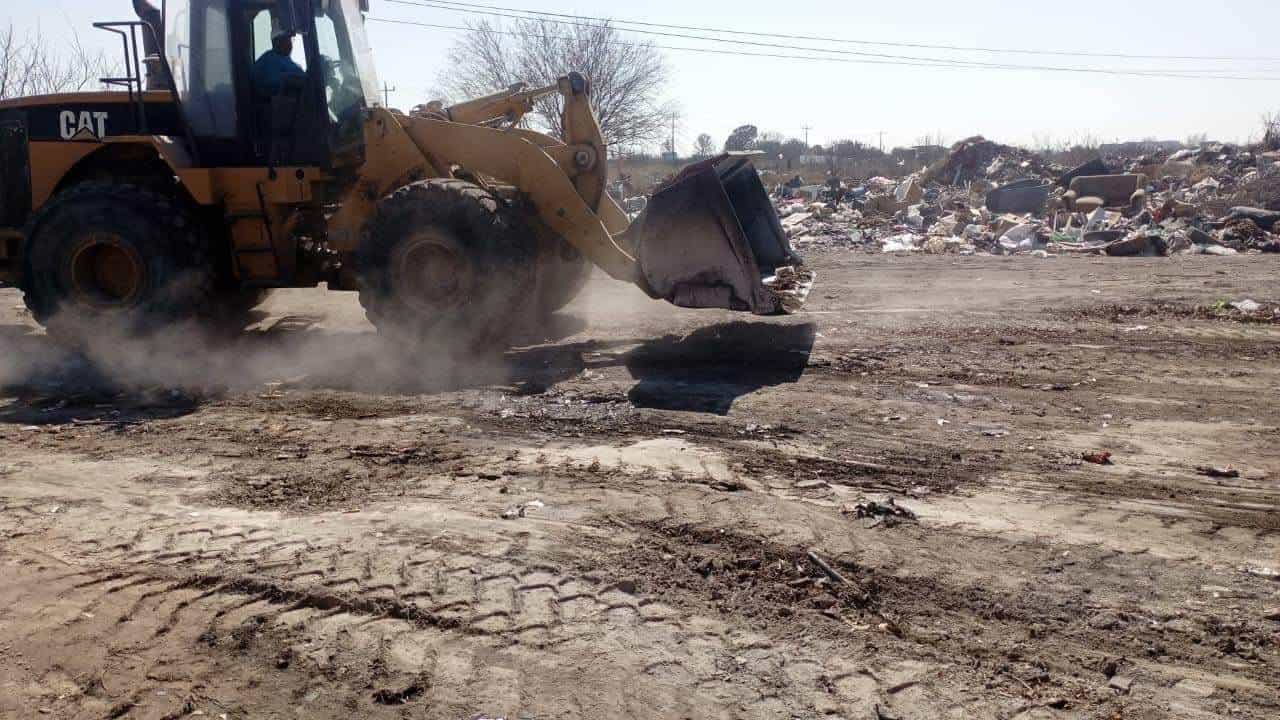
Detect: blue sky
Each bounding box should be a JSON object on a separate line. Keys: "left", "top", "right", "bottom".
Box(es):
{"left": 10, "top": 1, "right": 1280, "bottom": 152}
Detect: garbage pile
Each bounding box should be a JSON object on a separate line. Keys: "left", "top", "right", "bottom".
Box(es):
{"left": 922, "top": 135, "right": 1055, "bottom": 187}
{"left": 774, "top": 137, "right": 1280, "bottom": 258}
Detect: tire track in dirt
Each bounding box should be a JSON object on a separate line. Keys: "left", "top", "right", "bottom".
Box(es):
{"left": 0, "top": 499, "right": 1016, "bottom": 719}
{"left": 599, "top": 517, "right": 1280, "bottom": 717}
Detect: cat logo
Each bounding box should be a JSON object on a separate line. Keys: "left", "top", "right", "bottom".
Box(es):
{"left": 59, "top": 110, "right": 110, "bottom": 141}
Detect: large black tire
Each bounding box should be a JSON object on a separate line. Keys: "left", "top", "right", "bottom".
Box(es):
{"left": 534, "top": 235, "right": 592, "bottom": 315}
{"left": 358, "top": 179, "right": 536, "bottom": 350}
{"left": 21, "top": 182, "right": 213, "bottom": 342}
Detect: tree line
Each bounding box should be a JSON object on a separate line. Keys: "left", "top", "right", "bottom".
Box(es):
{"left": 0, "top": 23, "right": 112, "bottom": 100}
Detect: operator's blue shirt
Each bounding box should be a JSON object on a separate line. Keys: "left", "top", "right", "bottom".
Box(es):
{"left": 251, "top": 49, "right": 305, "bottom": 99}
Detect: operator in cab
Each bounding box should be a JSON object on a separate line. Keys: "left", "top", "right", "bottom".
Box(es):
{"left": 251, "top": 28, "right": 306, "bottom": 99}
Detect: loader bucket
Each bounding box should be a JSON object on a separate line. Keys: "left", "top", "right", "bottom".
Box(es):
{"left": 624, "top": 155, "right": 813, "bottom": 315}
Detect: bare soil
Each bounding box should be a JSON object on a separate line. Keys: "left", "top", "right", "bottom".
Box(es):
{"left": 1, "top": 251, "right": 1278, "bottom": 719}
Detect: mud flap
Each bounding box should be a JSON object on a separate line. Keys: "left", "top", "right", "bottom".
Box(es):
{"left": 623, "top": 154, "right": 813, "bottom": 315}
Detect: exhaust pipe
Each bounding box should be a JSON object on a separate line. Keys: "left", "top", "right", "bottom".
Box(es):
{"left": 133, "top": 0, "right": 168, "bottom": 91}
{"left": 622, "top": 154, "right": 813, "bottom": 315}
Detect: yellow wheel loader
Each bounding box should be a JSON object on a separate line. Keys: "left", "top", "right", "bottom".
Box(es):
{"left": 0, "top": 0, "right": 812, "bottom": 347}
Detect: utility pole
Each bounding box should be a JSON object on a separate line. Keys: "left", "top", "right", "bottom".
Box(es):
{"left": 669, "top": 111, "right": 679, "bottom": 167}
{"left": 381, "top": 82, "right": 397, "bottom": 108}
{"left": 802, "top": 124, "right": 813, "bottom": 148}
{"left": 878, "top": 131, "right": 885, "bottom": 154}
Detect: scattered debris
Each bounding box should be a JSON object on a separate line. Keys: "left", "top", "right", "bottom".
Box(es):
{"left": 371, "top": 684, "right": 425, "bottom": 705}
{"left": 806, "top": 549, "right": 852, "bottom": 587}
{"left": 1242, "top": 564, "right": 1279, "bottom": 581}
{"left": 1196, "top": 465, "right": 1240, "bottom": 479}
{"left": 500, "top": 499, "right": 545, "bottom": 519}
{"left": 1082, "top": 451, "right": 1114, "bottom": 465}
{"left": 842, "top": 497, "right": 918, "bottom": 527}
{"left": 1108, "top": 675, "right": 1134, "bottom": 694}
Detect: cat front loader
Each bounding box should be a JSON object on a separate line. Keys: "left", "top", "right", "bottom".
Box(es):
{"left": 0, "top": 0, "right": 811, "bottom": 346}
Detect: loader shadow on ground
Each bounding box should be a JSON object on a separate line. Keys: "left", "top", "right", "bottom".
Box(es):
{"left": 623, "top": 321, "right": 817, "bottom": 415}
{"left": 0, "top": 317, "right": 815, "bottom": 421}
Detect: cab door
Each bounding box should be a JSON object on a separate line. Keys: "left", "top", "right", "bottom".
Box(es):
{"left": 237, "top": 0, "right": 330, "bottom": 167}
{"left": 163, "top": 0, "right": 327, "bottom": 167}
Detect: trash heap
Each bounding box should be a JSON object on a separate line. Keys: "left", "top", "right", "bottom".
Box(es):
{"left": 922, "top": 135, "right": 1054, "bottom": 186}
{"left": 773, "top": 137, "right": 1280, "bottom": 258}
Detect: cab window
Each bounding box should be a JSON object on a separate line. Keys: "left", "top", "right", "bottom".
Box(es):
{"left": 313, "top": 1, "right": 369, "bottom": 149}
{"left": 165, "top": 0, "right": 238, "bottom": 138}
{"left": 249, "top": 8, "right": 307, "bottom": 70}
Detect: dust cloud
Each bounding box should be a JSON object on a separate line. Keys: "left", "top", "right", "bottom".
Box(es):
{"left": 0, "top": 271, "right": 713, "bottom": 403}
{"left": 0, "top": 290, "right": 516, "bottom": 399}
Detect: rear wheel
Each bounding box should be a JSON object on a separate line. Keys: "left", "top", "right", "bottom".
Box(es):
{"left": 358, "top": 179, "right": 536, "bottom": 351}
{"left": 21, "top": 182, "right": 213, "bottom": 342}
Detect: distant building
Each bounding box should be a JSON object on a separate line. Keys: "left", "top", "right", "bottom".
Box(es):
{"left": 893, "top": 145, "right": 947, "bottom": 166}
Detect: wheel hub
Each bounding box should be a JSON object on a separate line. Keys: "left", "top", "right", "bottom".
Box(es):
{"left": 391, "top": 231, "right": 474, "bottom": 314}
{"left": 68, "top": 233, "right": 144, "bottom": 308}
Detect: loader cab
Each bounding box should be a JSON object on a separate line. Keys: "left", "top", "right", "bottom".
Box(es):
{"left": 161, "top": 0, "right": 377, "bottom": 168}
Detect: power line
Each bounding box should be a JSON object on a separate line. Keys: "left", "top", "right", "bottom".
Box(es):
{"left": 382, "top": 0, "right": 1280, "bottom": 78}
{"left": 367, "top": 16, "right": 1280, "bottom": 81}
{"left": 366, "top": 17, "right": 993, "bottom": 71}
{"left": 390, "top": 0, "right": 1280, "bottom": 63}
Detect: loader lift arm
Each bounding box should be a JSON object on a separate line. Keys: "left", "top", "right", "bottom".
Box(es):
{"left": 404, "top": 75, "right": 634, "bottom": 283}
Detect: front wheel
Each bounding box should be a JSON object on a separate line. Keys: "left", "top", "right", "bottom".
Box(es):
{"left": 534, "top": 234, "right": 592, "bottom": 316}
{"left": 358, "top": 179, "right": 536, "bottom": 351}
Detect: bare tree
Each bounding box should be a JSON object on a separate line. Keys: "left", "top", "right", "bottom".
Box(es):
{"left": 693, "top": 133, "right": 716, "bottom": 159}
{"left": 1262, "top": 112, "right": 1280, "bottom": 152}
{"left": 0, "top": 23, "right": 113, "bottom": 100}
{"left": 439, "top": 18, "right": 670, "bottom": 148}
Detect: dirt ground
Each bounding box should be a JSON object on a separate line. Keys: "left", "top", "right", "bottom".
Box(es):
{"left": 1, "top": 251, "right": 1278, "bottom": 720}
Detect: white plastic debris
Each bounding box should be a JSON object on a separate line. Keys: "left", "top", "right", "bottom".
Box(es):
{"left": 905, "top": 205, "right": 925, "bottom": 230}
{"left": 881, "top": 234, "right": 919, "bottom": 253}
{"left": 999, "top": 223, "right": 1040, "bottom": 252}
{"left": 1193, "top": 177, "right": 1222, "bottom": 192}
